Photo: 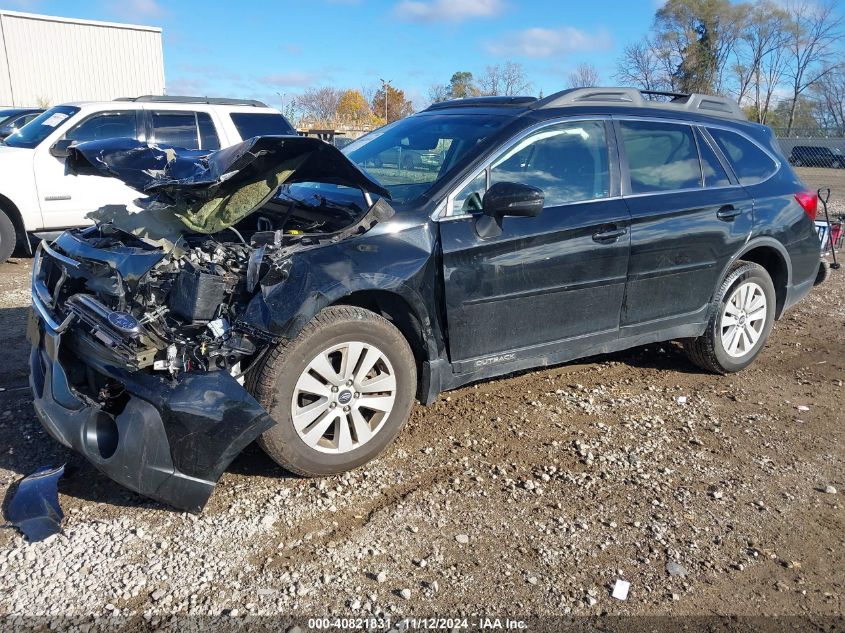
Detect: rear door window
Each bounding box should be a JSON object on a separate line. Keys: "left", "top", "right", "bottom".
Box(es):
{"left": 151, "top": 111, "right": 200, "bottom": 149}
{"left": 707, "top": 128, "right": 778, "bottom": 185}
{"left": 620, "top": 120, "right": 701, "bottom": 193}
{"left": 230, "top": 113, "right": 296, "bottom": 139}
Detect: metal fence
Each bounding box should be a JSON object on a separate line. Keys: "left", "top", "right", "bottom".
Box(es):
{"left": 772, "top": 128, "right": 845, "bottom": 169}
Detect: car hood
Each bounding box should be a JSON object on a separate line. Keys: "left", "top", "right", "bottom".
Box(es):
{"left": 66, "top": 135, "right": 390, "bottom": 236}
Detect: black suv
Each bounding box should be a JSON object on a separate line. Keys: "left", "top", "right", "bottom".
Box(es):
{"left": 789, "top": 145, "right": 845, "bottom": 169}
{"left": 28, "top": 88, "right": 822, "bottom": 511}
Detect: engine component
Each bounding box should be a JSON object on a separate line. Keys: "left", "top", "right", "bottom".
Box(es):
{"left": 169, "top": 266, "right": 227, "bottom": 323}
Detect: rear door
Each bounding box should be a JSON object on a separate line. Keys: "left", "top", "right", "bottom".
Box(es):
{"left": 615, "top": 118, "right": 753, "bottom": 333}
{"left": 439, "top": 118, "right": 631, "bottom": 368}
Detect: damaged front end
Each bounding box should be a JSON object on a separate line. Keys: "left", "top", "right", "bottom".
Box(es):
{"left": 28, "top": 136, "right": 394, "bottom": 511}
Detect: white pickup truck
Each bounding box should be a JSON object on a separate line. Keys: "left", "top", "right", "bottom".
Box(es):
{"left": 0, "top": 95, "right": 296, "bottom": 261}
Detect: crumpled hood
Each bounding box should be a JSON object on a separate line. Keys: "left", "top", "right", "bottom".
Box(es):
{"left": 66, "top": 135, "right": 390, "bottom": 236}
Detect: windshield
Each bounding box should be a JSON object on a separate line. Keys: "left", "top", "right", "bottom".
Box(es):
{"left": 343, "top": 113, "right": 511, "bottom": 204}
{"left": 3, "top": 105, "right": 79, "bottom": 148}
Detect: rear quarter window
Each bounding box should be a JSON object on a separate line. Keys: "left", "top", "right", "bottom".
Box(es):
{"left": 707, "top": 128, "right": 777, "bottom": 185}
{"left": 230, "top": 113, "right": 296, "bottom": 139}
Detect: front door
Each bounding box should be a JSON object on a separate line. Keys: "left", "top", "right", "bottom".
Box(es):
{"left": 33, "top": 110, "right": 144, "bottom": 230}
{"left": 439, "top": 119, "right": 631, "bottom": 368}
{"left": 615, "top": 119, "right": 753, "bottom": 331}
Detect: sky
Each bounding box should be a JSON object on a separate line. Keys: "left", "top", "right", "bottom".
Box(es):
{"left": 3, "top": 0, "right": 660, "bottom": 110}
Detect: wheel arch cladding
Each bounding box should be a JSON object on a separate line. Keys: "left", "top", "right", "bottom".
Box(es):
{"left": 330, "top": 288, "right": 430, "bottom": 370}
{"left": 735, "top": 244, "right": 790, "bottom": 318}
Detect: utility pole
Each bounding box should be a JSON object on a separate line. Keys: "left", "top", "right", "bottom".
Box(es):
{"left": 380, "top": 78, "right": 391, "bottom": 121}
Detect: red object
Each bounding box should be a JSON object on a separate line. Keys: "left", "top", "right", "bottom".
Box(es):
{"left": 794, "top": 191, "right": 818, "bottom": 220}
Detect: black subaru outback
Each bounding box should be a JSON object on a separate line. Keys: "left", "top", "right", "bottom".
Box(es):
{"left": 29, "top": 88, "right": 823, "bottom": 511}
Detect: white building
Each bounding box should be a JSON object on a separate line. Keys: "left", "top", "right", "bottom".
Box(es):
{"left": 0, "top": 10, "right": 164, "bottom": 108}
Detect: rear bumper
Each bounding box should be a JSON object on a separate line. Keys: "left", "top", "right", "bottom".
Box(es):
{"left": 28, "top": 306, "right": 275, "bottom": 512}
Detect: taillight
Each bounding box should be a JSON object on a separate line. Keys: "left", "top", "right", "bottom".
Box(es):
{"left": 794, "top": 191, "right": 818, "bottom": 220}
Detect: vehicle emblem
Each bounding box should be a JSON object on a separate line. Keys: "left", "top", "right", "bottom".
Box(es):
{"left": 337, "top": 390, "right": 353, "bottom": 405}
{"left": 107, "top": 311, "right": 140, "bottom": 332}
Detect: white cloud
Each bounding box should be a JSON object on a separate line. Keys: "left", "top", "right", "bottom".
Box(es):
{"left": 395, "top": 0, "right": 505, "bottom": 23}
{"left": 486, "top": 26, "right": 613, "bottom": 58}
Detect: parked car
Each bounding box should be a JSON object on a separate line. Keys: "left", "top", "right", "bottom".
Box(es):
{"left": 29, "top": 88, "right": 822, "bottom": 511}
{"left": 788, "top": 145, "right": 845, "bottom": 168}
{"left": 0, "top": 108, "right": 43, "bottom": 140}
{"left": 0, "top": 96, "right": 295, "bottom": 262}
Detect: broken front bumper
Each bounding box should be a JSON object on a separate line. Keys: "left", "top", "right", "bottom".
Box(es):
{"left": 28, "top": 246, "right": 276, "bottom": 512}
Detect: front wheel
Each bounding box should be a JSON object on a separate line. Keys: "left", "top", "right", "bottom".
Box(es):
{"left": 684, "top": 261, "right": 776, "bottom": 374}
{"left": 247, "top": 306, "right": 417, "bottom": 477}
{"left": 0, "top": 209, "right": 16, "bottom": 263}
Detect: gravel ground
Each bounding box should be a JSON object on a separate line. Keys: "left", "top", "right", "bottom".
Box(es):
{"left": 0, "top": 202, "right": 843, "bottom": 626}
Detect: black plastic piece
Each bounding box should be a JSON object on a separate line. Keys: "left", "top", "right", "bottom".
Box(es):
{"left": 6, "top": 464, "right": 65, "bottom": 542}
{"left": 169, "top": 268, "right": 227, "bottom": 322}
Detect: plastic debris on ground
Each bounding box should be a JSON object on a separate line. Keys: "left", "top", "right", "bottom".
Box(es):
{"left": 612, "top": 579, "right": 630, "bottom": 600}
{"left": 5, "top": 464, "right": 65, "bottom": 542}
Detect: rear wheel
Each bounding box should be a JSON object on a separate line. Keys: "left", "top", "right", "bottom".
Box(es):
{"left": 248, "top": 306, "right": 417, "bottom": 476}
{"left": 0, "top": 209, "right": 16, "bottom": 263}
{"left": 684, "top": 261, "right": 776, "bottom": 374}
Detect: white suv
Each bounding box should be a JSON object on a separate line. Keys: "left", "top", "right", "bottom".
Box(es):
{"left": 0, "top": 96, "right": 296, "bottom": 261}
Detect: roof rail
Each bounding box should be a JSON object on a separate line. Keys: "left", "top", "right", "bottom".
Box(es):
{"left": 424, "top": 96, "right": 537, "bottom": 111}
{"left": 114, "top": 95, "right": 269, "bottom": 107}
{"left": 531, "top": 87, "right": 746, "bottom": 121}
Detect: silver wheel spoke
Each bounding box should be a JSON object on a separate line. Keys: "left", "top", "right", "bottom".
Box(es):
{"left": 747, "top": 306, "right": 766, "bottom": 322}
{"left": 296, "top": 372, "right": 334, "bottom": 399}
{"left": 302, "top": 410, "right": 339, "bottom": 444}
{"left": 355, "top": 347, "right": 381, "bottom": 382}
{"left": 350, "top": 408, "right": 373, "bottom": 444}
{"left": 359, "top": 373, "right": 396, "bottom": 394}
{"left": 358, "top": 395, "right": 394, "bottom": 412}
{"left": 292, "top": 399, "right": 331, "bottom": 432}
{"left": 335, "top": 414, "right": 353, "bottom": 452}
{"left": 746, "top": 323, "right": 761, "bottom": 346}
{"left": 310, "top": 352, "right": 341, "bottom": 384}
{"left": 341, "top": 342, "right": 365, "bottom": 381}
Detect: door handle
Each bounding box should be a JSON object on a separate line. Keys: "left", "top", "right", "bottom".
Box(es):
{"left": 716, "top": 205, "right": 742, "bottom": 221}
{"left": 592, "top": 226, "right": 627, "bottom": 242}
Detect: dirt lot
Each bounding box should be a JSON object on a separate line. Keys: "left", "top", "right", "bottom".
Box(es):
{"left": 0, "top": 171, "right": 843, "bottom": 626}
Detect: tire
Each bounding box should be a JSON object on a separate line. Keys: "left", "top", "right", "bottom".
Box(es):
{"left": 247, "top": 305, "right": 417, "bottom": 477}
{"left": 684, "top": 261, "right": 776, "bottom": 374}
{"left": 0, "top": 209, "right": 16, "bottom": 263}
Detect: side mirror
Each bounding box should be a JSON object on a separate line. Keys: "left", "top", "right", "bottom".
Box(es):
{"left": 49, "top": 139, "right": 74, "bottom": 159}
{"left": 475, "top": 182, "right": 544, "bottom": 239}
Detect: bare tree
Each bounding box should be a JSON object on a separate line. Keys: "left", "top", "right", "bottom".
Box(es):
{"left": 428, "top": 83, "right": 450, "bottom": 104}
{"left": 615, "top": 40, "right": 677, "bottom": 92}
{"left": 783, "top": 0, "right": 844, "bottom": 134}
{"left": 478, "top": 61, "right": 532, "bottom": 96}
{"left": 731, "top": 1, "right": 789, "bottom": 106}
{"left": 296, "top": 87, "right": 343, "bottom": 127}
{"left": 812, "top": 62, "right": 845, "bottom": 132}
{"left": 566, "top": 63, "right": 600, "bottom": 89}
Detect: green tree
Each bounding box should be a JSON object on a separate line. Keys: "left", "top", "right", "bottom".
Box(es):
{"left": 654, "top": 0, "right": 750, "bottom": 94}
{"left": 448, "top": 71, "right": 479, "bottom": 99}
{"left": 371, "top": 84, "right": 415, "bottom": 123}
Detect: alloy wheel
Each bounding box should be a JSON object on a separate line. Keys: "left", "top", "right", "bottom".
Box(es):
{"left": 720, "top": 281, "right": 767, "bottom": 358}
{"left": 291, "top": 341, "right": 397, "bottom": 454}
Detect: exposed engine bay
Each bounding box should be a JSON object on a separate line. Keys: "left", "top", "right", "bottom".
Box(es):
{"left": 41, "top": 190, "right": 393, "bottom": 410}
{"left": 36, "top": 135, "right": 394, "bottom": 412}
